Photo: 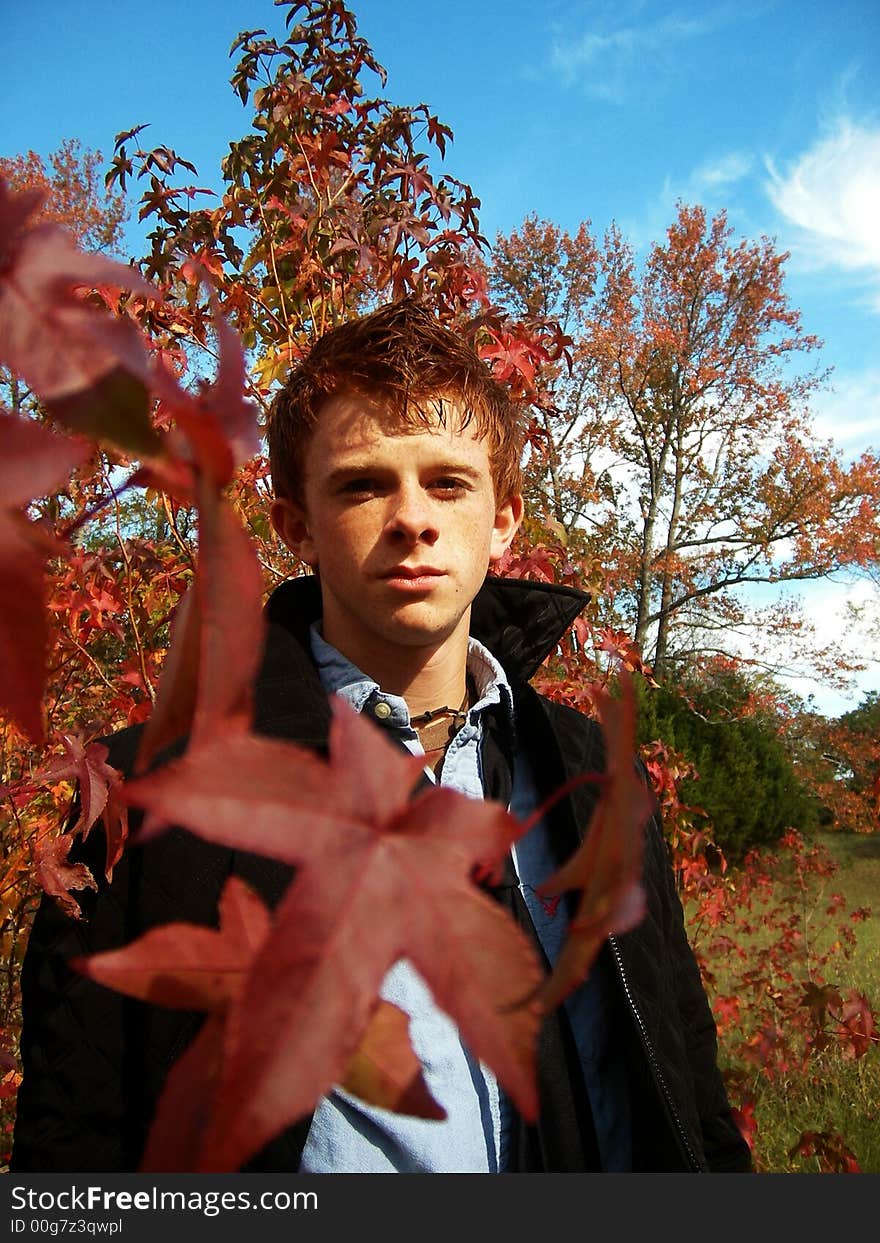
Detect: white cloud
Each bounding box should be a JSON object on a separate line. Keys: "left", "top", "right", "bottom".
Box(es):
{"left": 720, "top": 575, "right": 879, "bottom": 715}
{"left": 619, "top": 150, "right": 754, "bottom": 253}
{"left": 809, "top": 369, "right": 880, "bottom": 455}
{"left": 659, "top": 150, "right": 755, "bottom": 215}
{"left": 548, "top": 11, "right": 716, "bottom": 95}
{"left": 765, "top": 119, "right": 880, "bottom": 307}
{"left": 779, "top": 576, "right": 880, "bottom": 716}
{"left": 689, "top": 152, "right": 754, "bottom": 192}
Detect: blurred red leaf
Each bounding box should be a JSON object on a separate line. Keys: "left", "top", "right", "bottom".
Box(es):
{"left": 339, "top": 1000, "right": 445, "bottom": 1121}
{"left": 789, "top": 1129, "right": 861, "bottom": 1173}
{"left": 151, "top": 289, "right": 259, "bottom": 488}
{"left": 799, "top": 979, "right": 842, "bottom": 1025}
{"left": 712, "top": 994, "right": 741, "bottom": 1031}
{"left": 121, "top": 698, "right": 542, "bottom": 1171}
{"left": 835, "top": 990, "right": 877, "bottom": 1059}
{"left": 0, "top": 409, "right": 88, "bottom": 507}
{"left": 535, "top": 669, "right": 652, "bottom": 1010}
{"left": 75, "top": 874, "right": 271, "bottom": 1011}
{"left": 135, "top": 480, "right": 265, "bottom": 775}
{"left": 134, "top": 588, "right": 200, "bottom": 775}
{"left": 140, "top": 1011, "right": 226, "bottom": 1174}
{"left": 0, "top": 177, "right": 161, "bottom": 457}
{"left": 83, "top": 881, "right": 439, "bottom": 1171}
{"left": 0, "top": 412, "right": 88, "bottom": 742}
{"left": 76, "top": 877, "right": 271, "bottom": 1173}
{"left": 730, "top": 1095, "right": 757, "bottom": 1153}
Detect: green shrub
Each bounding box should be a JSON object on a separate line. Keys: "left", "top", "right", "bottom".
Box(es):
{"left": 636, "top": 672, "right": 819, "bottom": 859}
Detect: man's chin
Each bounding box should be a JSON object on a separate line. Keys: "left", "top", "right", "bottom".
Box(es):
{"left": 384, "top": 620, "right": 460, "bottom": 648}
{"left": 383, "top": 605, "right": 468, "bottom": 648}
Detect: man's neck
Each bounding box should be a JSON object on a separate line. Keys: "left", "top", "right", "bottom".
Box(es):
{"left": 321, "top": 621, "right": 471, "bottom": 718}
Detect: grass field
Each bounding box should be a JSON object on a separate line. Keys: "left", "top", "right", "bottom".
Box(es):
{"left": 706, "top": 830, "right": 879, "bottom": 1174}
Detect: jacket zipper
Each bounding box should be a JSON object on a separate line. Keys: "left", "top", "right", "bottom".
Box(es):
{"left": 608, "top": 934, "right": 705, "bottom": 1172}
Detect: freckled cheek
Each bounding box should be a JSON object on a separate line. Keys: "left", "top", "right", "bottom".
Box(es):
{"left": 326, "top": 512, "right": 379, "bottom": 555}
{"left": 356, "top": 504, "right": 394, "bottom": 535}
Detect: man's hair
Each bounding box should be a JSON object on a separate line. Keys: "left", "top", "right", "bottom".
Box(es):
{"left": 267, "top": 299, "right": 526, "bottom": 504}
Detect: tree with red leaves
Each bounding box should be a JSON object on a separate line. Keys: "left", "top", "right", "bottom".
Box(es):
{"left": 0, "top": 140, "right": 127, "bottom": 257}
{"left": 487, "top": 209, "right": 880, "bottom": 687}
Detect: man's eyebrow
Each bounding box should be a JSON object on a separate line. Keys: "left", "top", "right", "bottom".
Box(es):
{"left": 324, "top": 462, "right": 483, "bottom": 484}
{"left": 427, "top": 462, "right": 483, "bottom": 479}
{"left": 323, "top": 464, "right": 386, "bottom": 486}
{"left": 325, "top": 463, "right": 371, "bottom": 477}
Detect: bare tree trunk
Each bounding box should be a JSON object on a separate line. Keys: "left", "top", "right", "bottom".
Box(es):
{"left": 541, "top": 409, "right": 567, "bottom": 526}
{"left": 653, "top": 406, "right": 686, "bottom": 678}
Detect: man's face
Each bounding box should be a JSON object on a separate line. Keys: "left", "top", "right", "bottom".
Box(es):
{"left": 271, "top": 390, "right": 522, "bottom": 670}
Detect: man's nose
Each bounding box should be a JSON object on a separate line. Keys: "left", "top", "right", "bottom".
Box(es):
{"left": 384, "top": 487, "right": 439, "bottom": 543}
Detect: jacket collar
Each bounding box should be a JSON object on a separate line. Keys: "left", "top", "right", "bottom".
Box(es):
{"left": 470, "top": 575, "right": 589, "bottom": 681}
{"left": 254, "top": 573, "right": 588, "bottom": 741}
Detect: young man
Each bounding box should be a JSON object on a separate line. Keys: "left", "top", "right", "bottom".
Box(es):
{"left": 12, "top": 300, "right": 751, "bottom": 1173}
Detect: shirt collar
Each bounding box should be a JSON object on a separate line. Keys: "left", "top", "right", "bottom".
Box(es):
{"left": 309, "top": 622, "right": 515, "bottom": 734}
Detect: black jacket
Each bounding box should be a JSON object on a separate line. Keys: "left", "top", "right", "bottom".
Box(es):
{"left": 11, "top": 575, "right": 751, "bottom": 1173}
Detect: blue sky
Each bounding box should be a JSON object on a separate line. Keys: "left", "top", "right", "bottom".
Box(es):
{"left": 3, "top": 0, "right": 878, "bottom": 711}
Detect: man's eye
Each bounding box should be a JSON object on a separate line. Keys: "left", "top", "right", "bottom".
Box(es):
{"left": 340, "top": 478, "right": 377, "bottom": 495}
{"left": 432, "top": 478, "right": 468, "bottom": 494}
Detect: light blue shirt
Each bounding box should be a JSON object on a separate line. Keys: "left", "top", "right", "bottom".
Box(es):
{"left": 298, "top": 625, "right": 631, "bottom": 1172}
{"left": 299, "top": 627, "right": 512, "bottom": 1173}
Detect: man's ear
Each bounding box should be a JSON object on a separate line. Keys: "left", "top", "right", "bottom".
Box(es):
{"left": 489, "top": 492, "right": 524, "bottom": 564}
{"left": 270, "top": 497, "right": 319, "bottom": 568}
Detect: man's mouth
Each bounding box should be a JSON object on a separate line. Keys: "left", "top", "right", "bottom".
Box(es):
{"left": 380, "top": 566, "right": 445, "bottom": 589}
{"left": 381, "top": 566, "right": 443, "bottom": 579}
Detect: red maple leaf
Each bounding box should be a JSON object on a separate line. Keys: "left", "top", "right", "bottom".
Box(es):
{"left": 730, "top": 1096, "right": 757, "bottom": 1153}
{"left": 789, "top": 1129, "right": 862, "bottom": 1173}
{"left": 78, "top": 873, "right": 271, "bottom": 1011}
{"left": 835, "top": 989, "right": 877, "bottom": 1059}
{"left": 534, "top": 669, "right": 652, "bottom": 1011}
{"left": 37, "top": 734, "right": 129, "bottom": 882}
{"left": 33, "top": 826, "right": 98, "bottom": 920}
{"left": 117, "top": 699, "right": 542, "bottom": 1171}
{"left": 0, "top": 411, "right": 88, "bottom": 741}
{"left": 478, "top": 331, "right": 540, "bottom": 388}
{"left": 78, "top": 876, "right": 443, "bottom": 1172}
{"left": 799, "top": 979, "right": 842, "bottom": 1025}
{"left": 0, "top": 176, "right": 160, "bottom": 457}
{"left": 712, "top": 994, "right": 741, "bottom": 1032}
{"left": 130, "top": 305, "right": 263, "bottom": 779}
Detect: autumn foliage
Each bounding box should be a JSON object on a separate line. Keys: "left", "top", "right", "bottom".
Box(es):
{"left": 1, "top": 0, "right": 876, "bottom": 1173}
{"left": 487, "top": 211, "right": 880, "bottom": 689}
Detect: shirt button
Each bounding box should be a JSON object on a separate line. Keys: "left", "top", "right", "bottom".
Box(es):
{"left": 373, "top": 701, "right": 392, "bottom": 720}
